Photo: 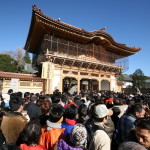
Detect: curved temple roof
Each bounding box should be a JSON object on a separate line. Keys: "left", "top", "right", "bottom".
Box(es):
{"left": 24, "top": 5, "right": 141, "bottom": 57}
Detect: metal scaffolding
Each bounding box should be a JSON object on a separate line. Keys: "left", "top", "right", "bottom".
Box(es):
{"left": 42, "top": 34, "right": 123, "bottom": 65}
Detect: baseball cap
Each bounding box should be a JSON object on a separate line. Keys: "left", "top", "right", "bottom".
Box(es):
{"left": 94, "top": 104, "right": 113, "bottom": 118}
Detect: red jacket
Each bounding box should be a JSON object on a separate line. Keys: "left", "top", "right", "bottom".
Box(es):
{"left": 105, "top": 98, "right": 114, "bottom": 105}
{"left": 20, "top": 144, "right": 47, "bottom": 150}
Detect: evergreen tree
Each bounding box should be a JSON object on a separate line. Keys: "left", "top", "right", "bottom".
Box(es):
{"left": 23, "top": 51, "right": 31, "bottom": 64}
{"left": 131, "top": 69, "right": 146, "bottom": 93}
{"left": 0, "top": 54, "right": 19, "bottom": 72}
{"left": 117, "top": 71, "right": 124, "bottom": 81}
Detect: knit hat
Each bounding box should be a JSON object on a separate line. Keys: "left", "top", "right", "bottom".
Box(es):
{"left": 70, "top": 123, "right": 87, "bottom": 148}
{"left": 94, "top": 104, "right": 113, "bottom": 118}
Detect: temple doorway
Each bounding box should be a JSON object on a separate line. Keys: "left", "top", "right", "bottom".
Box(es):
{"left": 63, "top": 77, "right": 77, "bottom": 94}
{"left": 101, "top": 80, "right": 110, "bottom": 91}
{"left": 80, "top": 79, "right": 98, "bottom": 91}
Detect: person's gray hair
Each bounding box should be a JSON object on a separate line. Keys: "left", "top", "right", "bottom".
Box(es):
{"left": 30, "top": 96, "right": 38, "bottom": 103}
{"left": 118, "top": 141, "right": 147, "bottom": 150}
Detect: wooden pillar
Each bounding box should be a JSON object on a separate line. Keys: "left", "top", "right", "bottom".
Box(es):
{"left": 77, "top": 78, "right": 80, "bottom": 94}
{"left": 43, "top": 80, "right": 46, "bottom": 93}
{"left": 50, "top": 79, "right": 53, "bottom": 94}
{"left": 77, "top": 71, "right": 81, "bottom": 94}
{"left": 109, "top": 79, "right": 112, "bottom": 91}
{"left": 45, "top": 79, "right": 53, "bottom": 94}
{"left": 46, "top": 79, "right": 50, "bottom": 94}
{"left": 98, "top": 79, "right": 101, "bottom": 91}
{"left": 30, "top": 80, "right": 33, "bottom": 92}
{"left": 60, "top": 69, "right": 63, "bottom": 93}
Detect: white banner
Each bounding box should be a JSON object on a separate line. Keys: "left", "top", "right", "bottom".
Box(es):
{"left": 11, "top": 78, "right": 19, "bottom": 92}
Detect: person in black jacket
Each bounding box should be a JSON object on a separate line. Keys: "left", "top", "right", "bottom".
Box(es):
{"left": 24, "top": 96, "right": 42, "bottom": 120}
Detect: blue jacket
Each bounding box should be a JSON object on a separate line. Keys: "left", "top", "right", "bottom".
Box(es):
{"left": 114, "top": 114, "right": 136, "bottom": 143}
{"left": 61, "top": 122, "right": 74, "bottom": 135}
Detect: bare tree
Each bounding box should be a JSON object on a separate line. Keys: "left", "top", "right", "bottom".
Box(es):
{"left": 15, "top": 47, "right": 25, "bottom": 61}
{"left": 0, "top": 50, "right": 16, "bottom": 59}
{"left": 0, "top": 47, "right": 25, "bottom": 60}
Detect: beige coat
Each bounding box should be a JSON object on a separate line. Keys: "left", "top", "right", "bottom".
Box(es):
{"left": 91, "top": 122, "right": 111, "bottom": 150}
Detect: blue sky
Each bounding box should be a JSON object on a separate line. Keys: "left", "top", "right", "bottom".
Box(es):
{"left": 0, "top": 0, "right": 150, "bottom": 76}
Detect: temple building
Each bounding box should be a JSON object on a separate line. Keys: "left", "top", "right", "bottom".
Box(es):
{"left": 24, "top": 5, "right": 140, "bottom": 94}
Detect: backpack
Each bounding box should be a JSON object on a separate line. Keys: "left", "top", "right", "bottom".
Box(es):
{"left": 84, "top": 119, "right": 104, "bottom": 150}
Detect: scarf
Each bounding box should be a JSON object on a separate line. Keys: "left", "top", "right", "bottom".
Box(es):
{"left": 46, "top": 117, "right": 63, "bottom": 131}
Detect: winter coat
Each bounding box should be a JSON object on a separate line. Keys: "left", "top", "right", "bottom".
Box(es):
{"left": 24, "top": 102, "right": 42, "bottom": 120}
{"left": 56, "top": 139, "right": 84, "bottom": 150}
{"left": 39, "top": 120, "right": 65, "bottom": 150}
{"left": 20, "top": 144, "right": 47, "bottom": 150}
{"left": 62, "top": 119, "right": 76, "bottom": 135}
{"left": 91, "top": 122, "right": 111, "bottom": 150}
{"left": 104, "top": 116, "right": 115, "bottom": 139}
{"left": 1, "top": 111, "right": 27, "bottom": 144}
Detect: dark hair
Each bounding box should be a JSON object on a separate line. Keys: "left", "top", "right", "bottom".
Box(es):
{"left": 21, "top": 121, "right": 42, "bottom": 145}
{"left": 130, "top": 103, "right": 144, "bottom": 115}
{"left": 0, "top": 144, "right": 21, "bottom": 150}
{"left": 60, "top": 95, "right": 67, "bottom": 104}
{"left": 39, "top": 95, "right": 45, "bottom": 100}
{"left": 30, "top": 93, "right": 34, "bottom": 97}
{"left": 74, "top": 95, "right": 81, "bottom": 101}
{"left": 94, "top": 96, "right": 104, "bottom": 104}
{"left": 10, "top": 93, "right": 17, "bottom": 101}
{"left": 23, "top": 97, "right": 30, "bottom": 103}
{"left": 0, "top": 107, "right": 10, "bottom": 118}
{"left": 40, "top": 100, "right": 51, "bottom": 115}
{"left": 114, "top": 98, "right": 123, "bottom": 105}
{"left": 134, "top": 117, "right": 150, "bottom": 131}
{"left": 52, "top": 96, "right": 60, "bottom": 103}
{"left": 106, "top": 101, "right": 114, "bottom": 109}
{"left": 35, "top": 93, "right": 39, "bottom": 98}
{"left": 0, "top": 107, "right": 10, "bottom": 125}
{"left": 24, "top": 92, "right": 30, "bottom": 98}
{"left": 112, "top": 106, "right": 121, "bottom": 116}
{"left": 118, "top": 141, "right": 146, "bottom": 150}
{"left": 64, "top": 104, "right": 78, "bottom": 120}
{"left": 8, "top": 89, "right": 13, "bottom": 94}
{"left": 49, "top": 103, "right": 64, "bottom": 122}
{"left": 17, "top": 92, "right": 22, "bottom": 98}
{"left": 40, "top": 91, "right": 44, "bottom": 95}
{"left": 86, "top": 95, "right": 92, "bottom": 101}
{"left": 92, "top": 115, "right": 107, "bottom": 122}
{"left": 78, "top": 104, "right": 88, "bottom": 117}
{"left": 9, "top": 97, "right": 23, "bottom": 111}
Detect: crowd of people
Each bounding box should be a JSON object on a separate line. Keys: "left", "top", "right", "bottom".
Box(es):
{"left": 0, "top": 88, "right": 150, "bottom": 150}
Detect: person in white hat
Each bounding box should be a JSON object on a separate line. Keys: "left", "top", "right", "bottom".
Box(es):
{"left": 87, "top": 104, "right": 113, "bottom": 150}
